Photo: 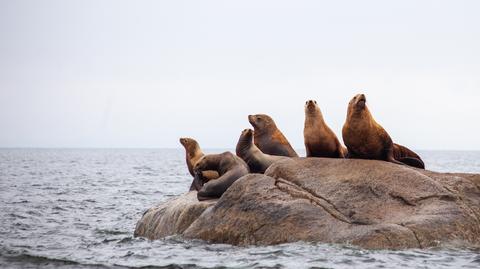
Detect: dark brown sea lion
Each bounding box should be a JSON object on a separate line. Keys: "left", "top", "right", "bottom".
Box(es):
{"left": 248, "top": 114, "right": 298, "bottom": 157}
{"left": 342, "top": 94, "right": 425, "bottom": 169}
{"left": 179, "top": 137, "right": 219, "bottom": 191}
{"left": 236, "top": 129, "right": 288, "bottom": 173}
{"left": 304, "top": 100, "right": 347, "bottom": 158}
{"left": 193, "top": 151, "right": 249, "bottom": 201}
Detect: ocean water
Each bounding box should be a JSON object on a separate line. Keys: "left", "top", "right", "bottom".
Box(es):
{"left": 1, "top": 149, "right": 479, "bottom": 269}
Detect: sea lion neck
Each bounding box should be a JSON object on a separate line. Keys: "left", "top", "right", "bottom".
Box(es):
{"left": 188, "top": 143, "right": 203, "bottom": 158}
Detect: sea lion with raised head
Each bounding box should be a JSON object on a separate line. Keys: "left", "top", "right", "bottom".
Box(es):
{"left": 194, "top": 151, "right": 249, "bottom": 201}
{"left": 248, "top": 114, "right": 298, "bottom": 157}
{"left": 236, "top": 128, "right": 288, "bottom": 173}
{"left": 304, "top": 100, "right": 347, "bottom": 158}
{"left": 342, "top": 94, "right": 425, "bottom": 169}
{"left": 179, "top": 137, "right": 220, "bottom": 191}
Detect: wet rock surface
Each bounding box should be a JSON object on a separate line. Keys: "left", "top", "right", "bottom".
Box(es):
{"left": 135, "top": 158, "right": 480, "bottom": 249}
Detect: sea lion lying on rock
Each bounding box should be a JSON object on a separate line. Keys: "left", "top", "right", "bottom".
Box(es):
{"left": 248, "top": 114, "right": 298, "bottom": 157}
{"left": 194, "top": 152, "right": 249, "bottom": 201}
{"left": 236, "top": 128, "right": 288, "bottom": 173}
{"left": 180, "top": 137, "right": 220, "bottom": 191}
{"left": 342, "top": 94, "right": 425, "bottom": 169}
{"left": 304, "top": 100, "right": 347, "bottom": 158}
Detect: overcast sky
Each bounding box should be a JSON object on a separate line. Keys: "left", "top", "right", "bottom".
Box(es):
{"left": 0, "top": 0, "right": 479, "bottom": 150}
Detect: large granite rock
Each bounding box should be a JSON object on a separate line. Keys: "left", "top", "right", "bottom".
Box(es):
{"left": 134, "top": 191, "right": 217, "bottom": 239}
{"left": 134, "top": 158, "right": 480, "bottom": 249}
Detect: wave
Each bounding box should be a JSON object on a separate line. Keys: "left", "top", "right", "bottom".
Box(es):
{"left": 1, "top": 253, "right": 226, "bottom": 269}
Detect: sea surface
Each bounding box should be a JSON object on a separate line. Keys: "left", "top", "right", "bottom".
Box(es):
{"left": 1, "top": 149, "right": 479, "bottom": 269}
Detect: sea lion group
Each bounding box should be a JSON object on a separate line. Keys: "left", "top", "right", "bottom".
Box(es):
{"left": 180, "top": 94, "right": 425, "bottom": 201}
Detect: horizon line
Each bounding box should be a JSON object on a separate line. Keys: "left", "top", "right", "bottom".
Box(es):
{"left": 0, "top": 147, "right": 479, "bottom": 152}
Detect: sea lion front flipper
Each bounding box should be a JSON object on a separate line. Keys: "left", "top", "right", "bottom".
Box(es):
{"left": 397, "top": 157, "right": 425, "bottom": 169}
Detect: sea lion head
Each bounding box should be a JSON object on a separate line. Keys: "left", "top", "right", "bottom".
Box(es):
{"left": 179, "top": 137, "right": 200, "bottom": 153}
{"left": 248, "top": 114, "right": 275, "bottom": 132}
{"left": 347, "top": 94, "right": 367, "bottom": 116}
{"left": 240, "top": 128, "right": 254, "bottom": 140}
{"left": 304, "top": 100, "right": 319, "bottom": 114}
{"left": 236, "top": 129, "right": 254, "bottom": 156}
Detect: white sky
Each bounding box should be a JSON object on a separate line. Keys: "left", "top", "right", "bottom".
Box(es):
{"left": 0, "top": 0, "right": 479, "bottom": 150}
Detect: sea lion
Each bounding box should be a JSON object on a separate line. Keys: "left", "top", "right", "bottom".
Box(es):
{"left": 304, "top": 100, "right": 347, "bottom": 158}
{"left": 179, "top": 137, "right": 219, "bottom": 191}
{"left": 248, "top": 114, "right": 298, "bottom": 157}
{"left": 342, "top": 94, "right": 425, "bottom": 169}
{"left": 236, "top": 128, "right": 288, "bottom": 173}
{"left": 194, "top": 151, "right": 249, "bottom": 201}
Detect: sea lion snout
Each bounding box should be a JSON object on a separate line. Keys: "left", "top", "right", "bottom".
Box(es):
{"left": 242, "top": 128, "right": 253, "bottom": 135}
{"left": 305, "top": 100, "right": 318, "bottom": 109}
{"left": 357, "top": 94, "right": 366, "bottom": 108}
{"left": 179, "top": 137, "right": 187, "bottom": 146}
{"left": 357, "top": 94, "right": 366, "bottom": 102}
{"left": 248, "top": 115, "right": 255, "bottom": 126}
{"left": 350, "top": 93, "right": 366, "bottom": 109}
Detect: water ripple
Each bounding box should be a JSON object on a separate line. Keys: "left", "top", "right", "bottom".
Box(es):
{"left": 1, "top": 149, "right": 479, "bottom": 269}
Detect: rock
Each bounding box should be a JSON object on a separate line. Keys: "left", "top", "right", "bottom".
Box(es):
{"left": 134, "top": 191, "right": 217, "bottom": 239}
{"left": 134, "top": 158, "right": 480, "bottom": 249}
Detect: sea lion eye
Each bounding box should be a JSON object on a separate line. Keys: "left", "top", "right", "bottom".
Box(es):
{"left": 256, "top": 117, "right": 261, "bottom": 121}
{"left": 314, "top": 101, "right": 317, "bottom": 104}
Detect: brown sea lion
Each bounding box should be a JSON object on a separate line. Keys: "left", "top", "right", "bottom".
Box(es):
{"left": 179, "top": 137, "right": 219, "bottom": 191}
{"left": 248, "top": 114, "right": 298, "bottom": 157}
{"left": 236, "top": 128, "right": 288, "bottom": 173}
{"left": 193, "top": 152, "right": 249, "bottom": 201}
{"left": 342, "top": 94, "right": 425, "bottom": 169}
{"left": 304, "top": 100, "right": 347, "bottom": 158}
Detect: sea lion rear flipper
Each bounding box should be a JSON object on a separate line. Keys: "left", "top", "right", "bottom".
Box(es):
{"left": 386, "top": 148, "right": 406, "bottom": 166}
{"left": 397, "top": 157, "right": 425, "bottom": 169}
{"left": 387, "top": 157, "right": 405, "bottom": 166}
